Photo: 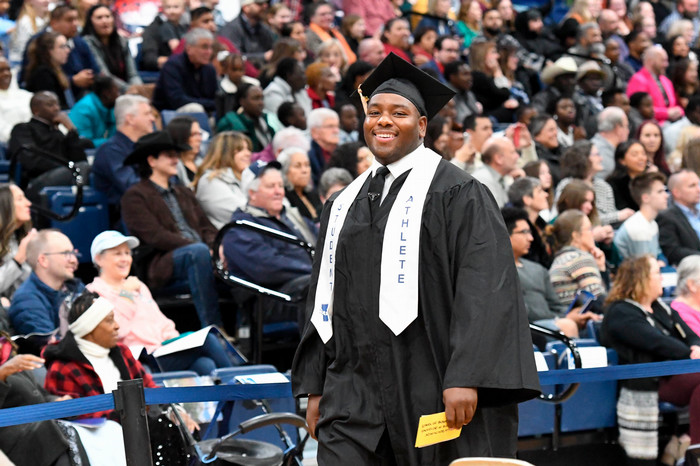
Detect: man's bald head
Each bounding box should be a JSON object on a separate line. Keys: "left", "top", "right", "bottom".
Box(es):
{"left": 598, "top": 9, "right": 619, "bottom": 35}
{"left": 481, "top": 136, "right": 519, "bottom": 174}
{"left": 358, "top": 38, "right": 386, "bottom": 66}
{"left": 30, "top": 91, "right": 61, "bottom": 121}
{"left": 643, "top": 46, "right": 668, "bottom": 75}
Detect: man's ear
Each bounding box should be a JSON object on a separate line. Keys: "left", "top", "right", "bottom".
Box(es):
{"left": 418, "top": 115, "right": 428, "bottom": 139}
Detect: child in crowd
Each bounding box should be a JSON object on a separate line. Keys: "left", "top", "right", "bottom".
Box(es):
{"left": 215, "top": 53, "right": 260, "bottom": 120}
{"left": 277, "top": 101, "right": 307, "bottom": 130}
{"left": 160, "top": 0, "right": 188, "bottom": 54}
{"left": 614, "top": 171, "right": 668, "bottom": 261}
{"left": 337, "top": 103, "right": 358, "bottom": 144}
{"left": 628, "top": 91, "right": 654, "bottom": 136}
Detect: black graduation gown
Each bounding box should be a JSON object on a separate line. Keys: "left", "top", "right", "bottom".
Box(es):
{"left": 292, "top": 158, "right": 541, "bottom": 465}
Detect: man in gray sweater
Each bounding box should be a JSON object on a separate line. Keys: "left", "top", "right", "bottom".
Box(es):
{"left": 502, "top": 207, "right": 587, "bottom": 338}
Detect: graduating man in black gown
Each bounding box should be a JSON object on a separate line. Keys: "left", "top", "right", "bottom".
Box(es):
{"left": 291, "top": 53, "right": 541, "bottom": 465}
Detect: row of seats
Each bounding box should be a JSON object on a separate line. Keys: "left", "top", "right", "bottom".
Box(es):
{"left": 151, "top": 364, "right": 298, "bottom": 451}
{"left": 519, "top": 337, "right": 686, "bottom": 441}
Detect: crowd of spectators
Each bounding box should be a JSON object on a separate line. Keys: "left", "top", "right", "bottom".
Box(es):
{"left": 3, "top": 0, "right": 700, "bottom": 463}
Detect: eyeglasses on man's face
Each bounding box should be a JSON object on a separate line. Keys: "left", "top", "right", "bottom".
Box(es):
{"left": 43, "top": 249, "right": 81, "bottom": 259}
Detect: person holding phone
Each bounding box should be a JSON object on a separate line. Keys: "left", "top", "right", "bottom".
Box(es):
{"left": 547, "top": 209, "right": 608, "bottom": 318}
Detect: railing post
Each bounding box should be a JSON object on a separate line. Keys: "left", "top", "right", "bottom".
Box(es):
{"left": 114, "top": 379, "right": 152, "bottom": 465}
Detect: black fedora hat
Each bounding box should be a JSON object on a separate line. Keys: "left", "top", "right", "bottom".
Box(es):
{"left": 123, "top": 131, "right": 191, "bottom": 166}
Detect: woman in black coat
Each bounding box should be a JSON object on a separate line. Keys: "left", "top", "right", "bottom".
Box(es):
{"left": 602, "top": 255, "right": 700, "bottom": 465}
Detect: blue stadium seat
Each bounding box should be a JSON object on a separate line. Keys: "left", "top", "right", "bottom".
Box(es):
{"left": 151, "top": 370, "right": 200, "bottom": 386}
{"left": 39, "top": 186, "right": 109, "bottom": 263}
{"left": 161, "top": 110, "right": 212, "bottom": 134}
{"left": 518, "top": 351, "right": 557, "bottom": 437}
{"left": 0, "top": 160, "right": 10, "bottom": 183}
{"left": 208, "top": 365, "right": 298, "bottom": 449}
{"left": 547, "top": 341, "right": 619, "bottom": 433}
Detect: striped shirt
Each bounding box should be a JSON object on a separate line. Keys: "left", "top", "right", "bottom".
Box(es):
{"left": 549, "top": 245, "right": 606, "bottom": 306}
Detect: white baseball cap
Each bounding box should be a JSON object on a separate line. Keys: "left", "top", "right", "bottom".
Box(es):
{"left": 90, "top": 230, "right": 140, "bottom": 263}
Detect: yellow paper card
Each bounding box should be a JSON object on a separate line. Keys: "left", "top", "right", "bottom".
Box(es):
{"left": 414, "top": 412, "right": 463, "bottom": 448}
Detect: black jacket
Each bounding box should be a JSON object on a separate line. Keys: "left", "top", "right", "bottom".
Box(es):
{"left": 658, "top": 204, "right": 700, "bottom": 265}
{"left": 601, "top": 299, "right": 700, "bottom": 390}
{"left": 7, "top": 118, "right": 88, "bottom": 188}
{"left": 152, "top": 52, "right": 217, "bottom": 112}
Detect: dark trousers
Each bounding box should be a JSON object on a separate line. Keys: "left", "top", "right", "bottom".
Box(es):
{"left": 317, "top": 427, "right": 398, "bottom": 466}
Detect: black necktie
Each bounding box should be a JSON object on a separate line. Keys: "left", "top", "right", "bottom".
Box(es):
{"left": 368, "top": 166, "right": 390, "bottom": 214}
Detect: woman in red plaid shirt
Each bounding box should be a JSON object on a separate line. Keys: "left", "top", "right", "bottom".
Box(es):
{"left": 43, "top": 291, "right": 157, "bottom": 421}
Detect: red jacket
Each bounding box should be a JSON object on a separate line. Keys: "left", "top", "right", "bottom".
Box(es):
{"left": 43, "top": 332, "right": 156, "bottom": 421}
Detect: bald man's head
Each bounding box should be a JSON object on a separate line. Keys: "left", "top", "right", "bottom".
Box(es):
{"left": 30, "top": 91, "right": 61, "bottom": 121}
{"left": 643, "top": 46, "right": 668, "bottom": 75}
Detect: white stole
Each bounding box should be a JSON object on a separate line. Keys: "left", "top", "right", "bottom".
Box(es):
{"left": 311, "top": 147, "right": 441, "bottom": 343}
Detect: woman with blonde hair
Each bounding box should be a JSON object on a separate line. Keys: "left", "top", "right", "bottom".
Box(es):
{"left": 317, "top": 38, "right": 348, "bottom": 77}
{"left": 416, "top": 0, "right": 458, "bottom": 37}
{"left": 9, "top": 0, "right": 50, "bottom": 64}
{"left": 670, "top": 125, "right": 700, "bottom": 172}
{"left": 565, "top": 0, "right": 595, "bottom": 23}
{"left": 194, "top": 131, "right": 253, "bottom": 229}
{"left": 681, "top": 137, "right": 700, "bottom": 177}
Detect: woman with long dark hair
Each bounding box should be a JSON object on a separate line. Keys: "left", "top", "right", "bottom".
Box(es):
{"left": 82, "top": 4, "right": 142, "bottom": 92}
{"left": 25, "top": 31, "right": 72, "bottom": 109}
{"left": 607, "top": 139, "right": 649, "bottom": 211}
{"left": 636, "top": 120, "right": 670, "bottom": 176}
{"left": 0, "top": 185, "right": 34, "bottom": 302}
{"left": 166, "top": 115, "right": 202, "bottom": 185}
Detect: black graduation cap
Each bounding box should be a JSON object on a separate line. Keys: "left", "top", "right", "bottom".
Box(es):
{"left": 353, "top": 52, "right": 456, "bottom": 120}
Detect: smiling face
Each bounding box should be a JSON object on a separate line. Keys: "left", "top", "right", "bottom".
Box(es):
{"left": 41, "top": 232, "right": 78, "bottom": 282}
{"left": 148, "top": 150, "right": 179, "bottom": 178}
{"left": 311, "top": 4, "right": 335, "bottom": 30}
{"left": 534, "top": 118, "right": 559, "bottom": 149}
{"left": 249, "top": 169, "right": 285, "bottom": 217}
{"left": 232, "top": 144, "right": 252, "bottom": 176}
{"left": 621, "top": 142, "right": 648, "bottom": 176}
{"left": 95, "top": 242, "right": 132, "bottom": 282}
{"left": 364, "top": 93, "right": 427, "bottom": 166}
